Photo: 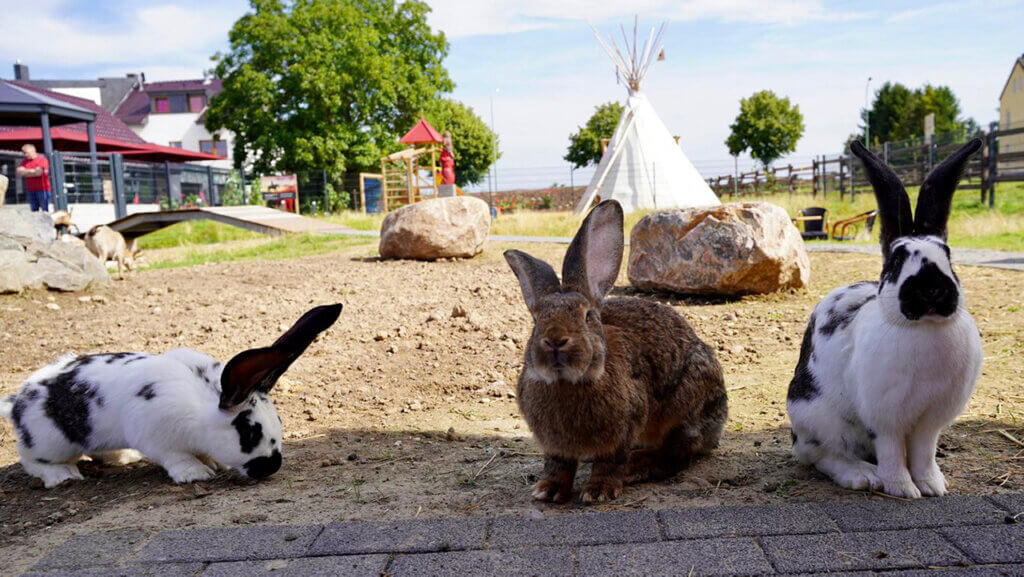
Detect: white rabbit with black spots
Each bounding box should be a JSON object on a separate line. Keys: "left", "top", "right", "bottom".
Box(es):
{"left": 1, "top": 304, "right": 342, "bottom": 488}
{"left": 787, "top": 139, "right": 983, "bottom": 499}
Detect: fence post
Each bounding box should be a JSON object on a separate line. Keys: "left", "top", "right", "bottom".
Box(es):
{"left": 206, "top": 166, "right": 216, "bottom": 206}
{"left": 111, "top": 153, "right": 127, "bottom": 219}
{"left": 927, "top": 133, "right": 936, "bottom": 173}
{"left": 50, "top": 151, "right": 67, "bottom": 211}
{"left": 838, "top": 156, "right": 846, "bottom": 200}
{"left": 987, "top": 121, "right": 999, "bottom": 208}
{"left": 239, "top": 168, "right": 248, "bottom": 205}
{"left": 322, "top": 170, "right": 329, "bottom": 213}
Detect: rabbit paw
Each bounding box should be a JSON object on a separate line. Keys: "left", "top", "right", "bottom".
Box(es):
{"left": 913, "top": 472, "right": 947, "bottom": 497}
{"left": 833, "top": 463, "right": 883, "bottom": 492}
{"left": 880, "top": 477, "right": 922, "bottom": 499}
{"left": 532, "top": 479, "right": 574, "bottom": 503}
{"left": 167, "top": 461, "right": 215, "bottom": 484}
{"left": 39, "top": 464, "right": 85, "bottom": 488}
{"left": 580, "top": 479, "right": 622, "bottom": 504}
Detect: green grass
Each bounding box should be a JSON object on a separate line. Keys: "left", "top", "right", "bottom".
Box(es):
{"left": 316, "top": 182, "right": 1024, "bottom": 250}
{"left": 137, "top": 220, "right": 264, "bottom": 249}
{"left": 146, "top": 234, "right": 374, "bottom": 270}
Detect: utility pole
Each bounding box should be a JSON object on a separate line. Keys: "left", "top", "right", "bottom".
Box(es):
{"left": 489, "top": 89, "right": 499, "bottom": 198}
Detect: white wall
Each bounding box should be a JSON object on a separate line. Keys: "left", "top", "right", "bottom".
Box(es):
{"left": 52, "top": 86, "right": 102, "bottom": 106}
{"left": 130, "top": 113, "right": 234, "bottom": 169}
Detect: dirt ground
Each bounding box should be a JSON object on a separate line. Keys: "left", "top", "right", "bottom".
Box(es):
{"left": 1, "top": 241, "right": 1023, "bottom": 574}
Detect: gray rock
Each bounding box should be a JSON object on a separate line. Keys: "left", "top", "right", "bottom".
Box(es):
{"left": 379, "top": 196, "right": 490, "bottom": 260}
{"left": 0, "top": 248, "right": 41, "bottom": 293}
{"left": 0, "top": 208, "right": 55, "bottom": 242}
{"left": 628, "top": 202, "right": 810, "bottom": 295}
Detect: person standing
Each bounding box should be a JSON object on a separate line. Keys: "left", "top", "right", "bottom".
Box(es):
{"left": 16, "top": 144, "right": 51, "bottom": 212}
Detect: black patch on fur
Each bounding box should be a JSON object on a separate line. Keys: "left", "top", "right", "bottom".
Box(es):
{"left": 123, "top": 354, "right": 148, "bottom": 365}
{"left": 787, "top": 312, "right": 820, "bottom": 402}
{"left": 791, "top": 431, "right": 797, "bottom": 444}
{"left": 244, "top": 449, "right": 281, "bottom": 479}
{"left": 232, "top": 410, "right": 263, "bottom": 454}
{"left": 136, "top": 383, "right": 157, "bottom": 401}
{"left": 867, "top": 428, "right": 877, "bottom": 440}
{"left": 11, "top": 392, "right": 36, "bottom": 448}
{"left": 807, "top": 438, "right": 822, "bottom": 447}
{"left": 39, "top": 366, "right": 97, "bottom": 446}
{"left": 36, "top": 457, "right": 51, "bottom": 464}
{"left": 881, "top": 244, "right": 910, "bottom": 287}
{"left": 898, "top": 259, "right": 959, "bottom": 320}
{"left": 818, "top": 289, "right": 877, "bottom": 336}
{"left": 103, "top": 352, "right": 136, "bottom": 364}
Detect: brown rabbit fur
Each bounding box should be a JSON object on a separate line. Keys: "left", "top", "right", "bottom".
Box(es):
{"left": 504, "top": 200, "right": 727, "bottom": 504}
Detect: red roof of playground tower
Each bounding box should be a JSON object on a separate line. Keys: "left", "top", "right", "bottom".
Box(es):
{"left": 399, "top": 117, "right": 442, "bottom": 144}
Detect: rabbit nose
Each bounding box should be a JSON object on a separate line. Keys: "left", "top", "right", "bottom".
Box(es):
{"left": 922, "top": 285, "right": 947, "bottom": 301}
{"left": 542, "top": 337, "right": 570, "bottom": 350}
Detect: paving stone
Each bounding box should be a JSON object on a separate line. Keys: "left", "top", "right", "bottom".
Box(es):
{"left": 822, "top": 496, "right": 1005, "bottom": 531}
{"left": 884, "top": 566, "right": 1024, "bottom": 577}
{"left": 760, "top": 529, "right": 968, "bottom": 573}
{"left": 940, "top": 524, "right": 1024, "bottom": 564}
{"left": 489, "top": 510, "right": 659, "bottom": 548}
{"left": 989, "top": 494, "right": 1024, "bottom": 515}
{"left": 21, "top": 563, "right": 202, "bottom": 577}
{"left": 202, "top": 555, "right": 389, "bottom": 577}
{"left": 578, "top": 537, "right": 772, "bottom": 576}
{"left": 389, "top": 547, "right": 574, "bottom": 577}
{"left": 132, "top": 524, "right": 321, "bottom": 564}
{"left": 308, "top": 517, "right": 485, "bottom": 556}
{"left": 660, "top": 503, "right": 837, "bottom": 539}
{"left": 31, "top": 530, "right": 150, "bottom": 571}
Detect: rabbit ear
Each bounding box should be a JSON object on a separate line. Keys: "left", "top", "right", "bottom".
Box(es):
{"left": 271, "top": 303, "right": 343, "bottom": 352}
{"left": 914, "top": 138, "right": 982, "bottom": 239}
{"left": 219, "top": 304, "right": 342, "bottom": 409}
{"left": 849, "top": 140, "right": 913, "bottom": 256}
{"left": 562, "top": 200, "right": 624, "bottom": 305}
{"left": 504, "top": 250, "right": 560, "bottom": 312}
{"left": 219, "top": 348, "right": 293, "bottom": 409}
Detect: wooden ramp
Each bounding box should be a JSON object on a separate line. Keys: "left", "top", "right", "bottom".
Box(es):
{"left": 107, "top": 206, "right": 352, "bottom": 240}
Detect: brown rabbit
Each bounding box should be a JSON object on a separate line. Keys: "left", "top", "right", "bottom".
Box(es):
{"left": 504, "top": 200, "right": 727, "bottom": 504}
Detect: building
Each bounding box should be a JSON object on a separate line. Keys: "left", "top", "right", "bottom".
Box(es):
{"left": 13, "top": 62, "right": 234, "bottom": 169}
{"left": 114, "top": 76, "right": 235, "bottom": 169}
{"left": 999, "top": 53, "right": 1024, "bottom": 158}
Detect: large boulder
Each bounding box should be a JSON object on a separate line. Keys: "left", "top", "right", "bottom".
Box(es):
{"left": 0, "top": 209, "right": 109, "bottom": 293}
{"left": 379, "top": 196, "right": 490, "bottom": 260}
{"left": 628, "top": 202, "right": 809, "bottom": 296}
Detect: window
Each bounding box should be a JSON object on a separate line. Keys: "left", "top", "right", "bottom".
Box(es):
{"left": 199, "top": 139, "right": 228, "bottom": 157}
{"left": 169, "top": 141, "right": 183, "bottom": 149}
{"left": 188, "top": 94, "right": 205, "bottom": 112}
{"left": 153, "top": 97, "right": 170, "bottom": 113}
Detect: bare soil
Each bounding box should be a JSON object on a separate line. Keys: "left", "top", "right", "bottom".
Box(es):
{"left": 2, "top": 242, "right": 1023, "bottom": 574}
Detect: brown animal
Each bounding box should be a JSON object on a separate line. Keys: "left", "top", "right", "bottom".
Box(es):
{"left": 504, "top": 200, "right": 727, "bottom": 504}
{"left": 85, "top": 225, "right": 140, "bottom": 277}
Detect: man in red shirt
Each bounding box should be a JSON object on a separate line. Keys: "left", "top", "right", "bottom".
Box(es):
{"left": 16, "top": 144, "right": 51, "bottom": 212}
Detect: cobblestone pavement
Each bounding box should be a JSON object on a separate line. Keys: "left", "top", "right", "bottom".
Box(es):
{"left": 20, "top": 493, "right": 1024, "bottom": 576}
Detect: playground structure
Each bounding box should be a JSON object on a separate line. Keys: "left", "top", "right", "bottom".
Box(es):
{"left": 358, "top": 117, "right": 462, "bottom": 214}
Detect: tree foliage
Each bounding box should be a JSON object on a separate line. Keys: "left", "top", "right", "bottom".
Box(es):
{"left": 424, "top": 99, "right": 498, "bottom": 187}
{"left": 726, "top": 90, "right": 805, "bottom": 168}
{"left": 565, "top": 101, "right": 624, "bottom": 168}
{"left": 206, "top": 0, "right": 453, "bottom": 178}
{"left": 860, "top": 82, "right": 975, "bottom": 146}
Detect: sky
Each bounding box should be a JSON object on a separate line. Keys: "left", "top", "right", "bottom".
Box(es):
{"left": 2, "top": 0, "right": 1021, "bottom": 189}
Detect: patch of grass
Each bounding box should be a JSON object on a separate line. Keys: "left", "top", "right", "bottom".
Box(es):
{"left": 320, "top": 211, "right": 386, "bottom": 231}
{"left": 146, "top": 234, "right": 374, "bottom": 270}
{"left": 137, "top": 220, "right": 264, "bottom": 249}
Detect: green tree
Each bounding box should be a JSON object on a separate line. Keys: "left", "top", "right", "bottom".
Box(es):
{"left": 726, "top": 90, "right": 805, "bottom": 168}
{"left": 862, "top": 82, "right": 975, "bottom": 146}
{"left": 424, "top": 99, "right": 498, "bottom": 187}
{"left": 565, "top": 101, "right": 624, "bottom": 168}
{"left": 206, "top": 0, "right": 453, "bottom": 179}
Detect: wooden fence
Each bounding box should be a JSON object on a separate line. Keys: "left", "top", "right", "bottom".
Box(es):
{"left": 707, "top": 124, "right": 1023, "bottom": 207}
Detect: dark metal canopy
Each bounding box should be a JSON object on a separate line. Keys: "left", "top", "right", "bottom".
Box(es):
{"left": 0, "top": 80, "right": 96, "bottom": 126}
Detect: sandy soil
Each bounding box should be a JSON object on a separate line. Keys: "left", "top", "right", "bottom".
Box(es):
{"left": 1, "top": 242, "right": 1023, "bottom": 574}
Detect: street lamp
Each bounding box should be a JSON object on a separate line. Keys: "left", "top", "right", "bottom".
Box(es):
{"left": 864, "top": 76, "right": 873, "bottom": 147}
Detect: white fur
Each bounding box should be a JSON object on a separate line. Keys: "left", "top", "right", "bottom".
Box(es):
{"left": 788, "top": 236, "right": 982, "bottom": 498}
{"left": 3, "top": 349, "right": 282, "bottom": 488}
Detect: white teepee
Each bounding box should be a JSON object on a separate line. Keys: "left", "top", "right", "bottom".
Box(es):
{"left": 575, "top": 20, "right": 720, "bottom": 214}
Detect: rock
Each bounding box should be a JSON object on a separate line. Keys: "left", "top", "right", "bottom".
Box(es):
{"left": 0, "top": 249, "right": 40, "bottom": 294}
{"left": 628, "top": 202, "right": 809, "bottom": 296}
{"left": 379, "top": 197, "right": 490, "bottom": 260}
{"left": 45, "top": 302, "right": 61, "bottom": 311}
{"left": 0, "top": 209, "right": 55, "bottom": 243}
{"left": 451, "top": 303, "right": 469, "bottom": 318}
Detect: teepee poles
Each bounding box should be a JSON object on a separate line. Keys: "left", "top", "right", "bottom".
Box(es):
{"left": 590, "top": 18, "right": 668, "bottom": 93}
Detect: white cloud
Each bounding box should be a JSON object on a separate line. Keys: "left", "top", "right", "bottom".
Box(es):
{"left": 0, "top": 1, "right": 241, "bottom": 80}
{"left": 427, "top": 0, "right": 867, "bottom": 39}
